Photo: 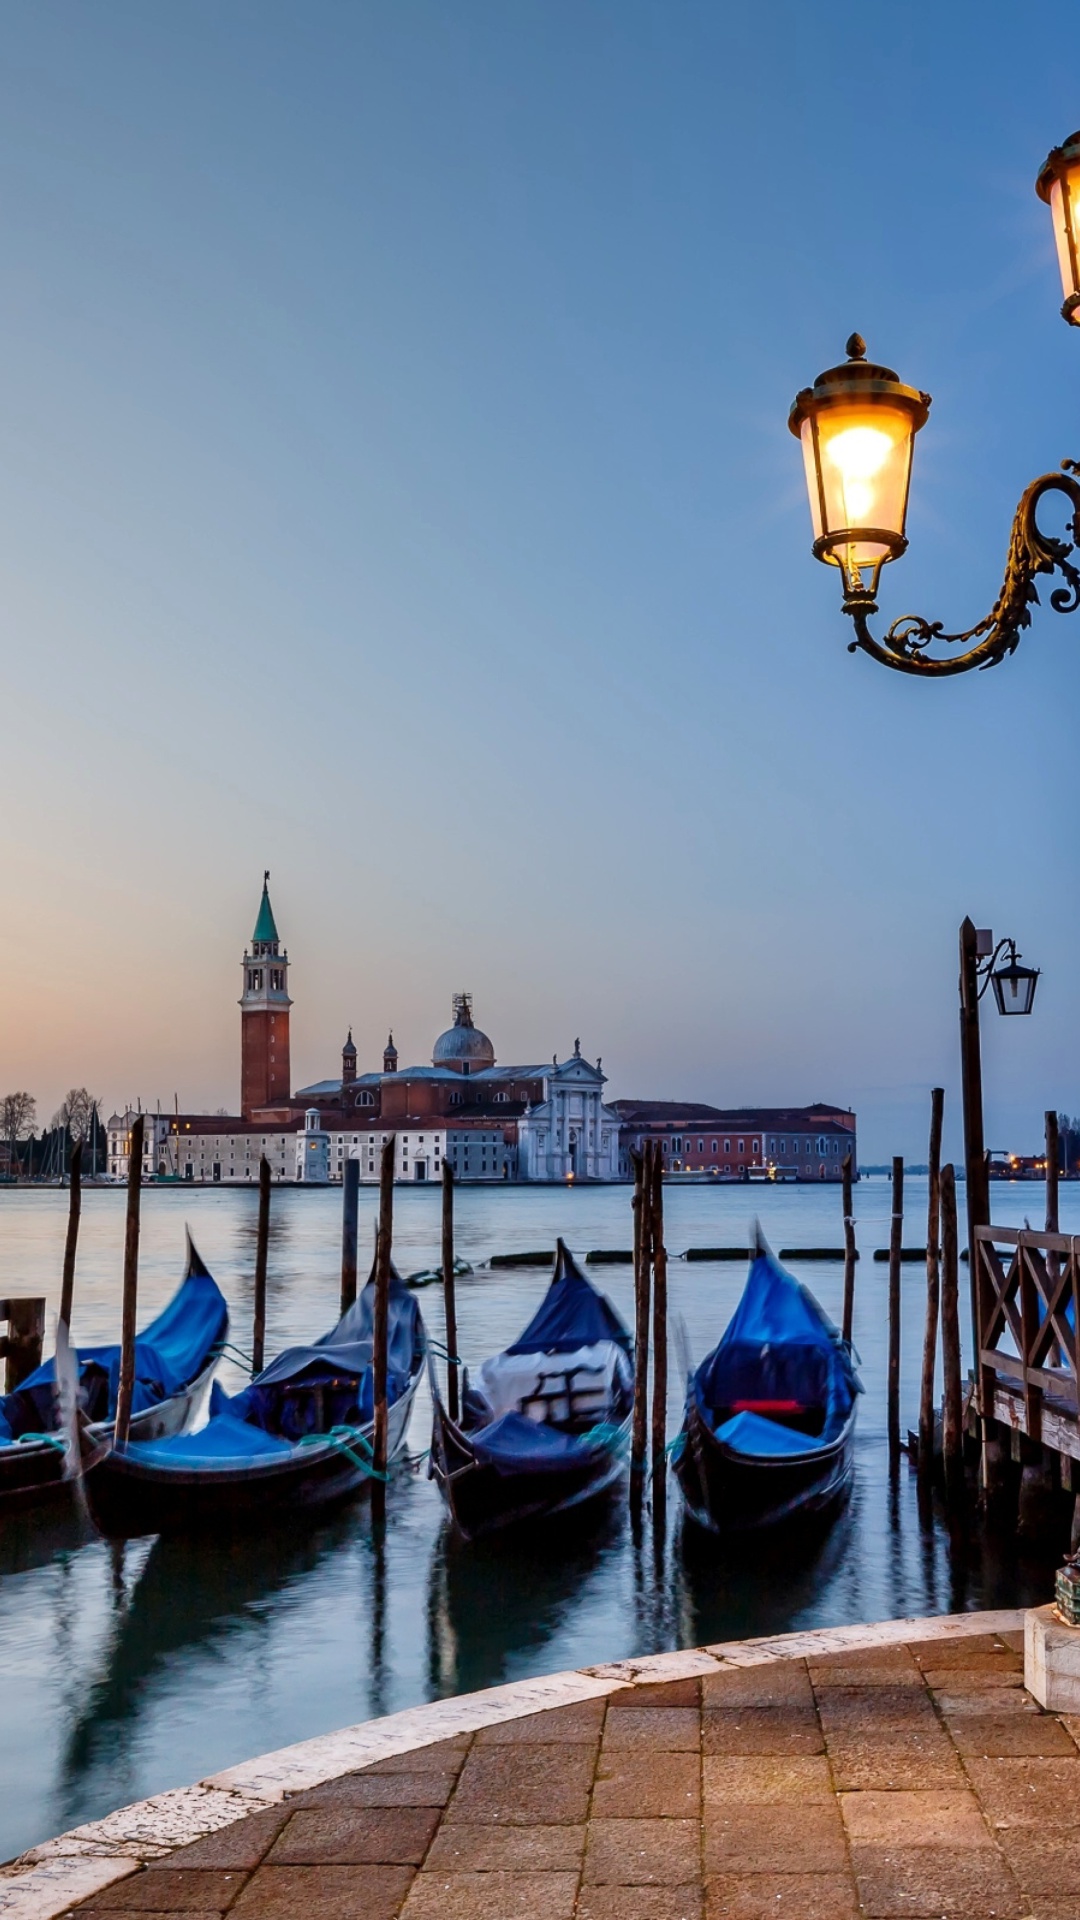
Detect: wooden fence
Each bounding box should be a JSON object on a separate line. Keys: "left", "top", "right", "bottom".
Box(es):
{"left": 974, "top": 1225, "right": 1080, "bottom": 1459}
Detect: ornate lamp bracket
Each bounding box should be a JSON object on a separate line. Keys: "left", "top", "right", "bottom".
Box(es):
{"left": 843, "top": 464, "right": 1080, "bottom": 675}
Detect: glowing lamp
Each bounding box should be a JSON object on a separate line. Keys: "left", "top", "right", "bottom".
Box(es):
{"left": 990, "top": 947, "right": 1040, "bottom": 1017}
{"left": 1037, "top": 133, "right": 1080, "bottom": 324}
{"left": 789, "top": 335, "right": 931, "bottom": 602}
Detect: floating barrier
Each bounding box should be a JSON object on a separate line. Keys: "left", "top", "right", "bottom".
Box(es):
{"left": 488, "top": 1250, "right": 553, "bottom": 1269}
{"left": 684, "top": 1247, "right": 753, "bottom": 1262}
{"left": 779, "top": 1248, "right": 856, "bottom": 1262}
{"left": 873, "top": 1247, "right": 928, "bottom": 1262}
{"left": 586, "top": 1250, "right": 633, "bottom": 1265}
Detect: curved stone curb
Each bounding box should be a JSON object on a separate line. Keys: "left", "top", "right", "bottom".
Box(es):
{"left": 0, "top": 1606, "right": 1024, "bottom": 1920}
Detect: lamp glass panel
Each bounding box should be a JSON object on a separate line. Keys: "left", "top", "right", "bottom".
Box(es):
{"left": 800, "top": 400, "right": 914, "bottom": 566}
{"left": 1049, "top": 172, "right": 1080, "bottom": 309}
{"left": 991, "top": 964, "right": 1038, "bottom": 1017}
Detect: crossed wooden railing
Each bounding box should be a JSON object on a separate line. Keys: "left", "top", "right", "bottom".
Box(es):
{"left": 974, "top": 1225, "right": 1079, "bottom": 1446}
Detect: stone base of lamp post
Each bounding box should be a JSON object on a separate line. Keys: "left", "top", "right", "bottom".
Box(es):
{"left": 1025, "top": 1600, "right": 1080, "bottom": 1710}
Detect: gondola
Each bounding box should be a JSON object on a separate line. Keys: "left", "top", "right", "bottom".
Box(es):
{"left": 0, "top": 1237, "right": 228, "bottom": 1513}
{"left": 672, "top": 1231, "right": 860, "bottom": 1533}
{"left": 84, "top": 1265, "right": 426, "bottom": 1538}
{"left": 429, "top": 1239, "right": 633, "bottom": 1542}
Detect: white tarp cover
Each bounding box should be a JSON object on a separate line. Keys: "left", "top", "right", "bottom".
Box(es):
{"left": 479, "top": 1341, "right": 631, "bottom": 1425}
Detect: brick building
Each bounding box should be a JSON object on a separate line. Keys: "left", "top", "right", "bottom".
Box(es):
{"left": 614, "top": 1101, "right": 857, "bottom": 1181}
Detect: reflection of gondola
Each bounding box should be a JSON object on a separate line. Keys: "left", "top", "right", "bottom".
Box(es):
{"left": 0, "top": 1239, "right": 228, "bottom": 1513}
{"left": 672, "top": 1234, "right": 860, "bottom": 1533}
{"left": 429, "top": 1242, "right": 632, "bottom": 1542}
{"left": 427, "top": 1502, "right": 625, "bottom": 1698}
{"left": 85, "top": 1269, "right": 425, "bottom": 1538}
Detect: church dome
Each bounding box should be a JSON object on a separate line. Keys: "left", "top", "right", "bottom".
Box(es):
{"left": 432, "top": 993, "right": 495, "bottom": 1073}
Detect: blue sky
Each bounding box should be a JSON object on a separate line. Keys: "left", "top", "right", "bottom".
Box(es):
{"left": 0, "top": 0, "right": 1076, "bottom": 1160}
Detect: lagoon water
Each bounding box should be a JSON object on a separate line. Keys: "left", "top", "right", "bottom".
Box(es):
{"left": 0, "top": 1175, "right": 1073, "bottom": 1861}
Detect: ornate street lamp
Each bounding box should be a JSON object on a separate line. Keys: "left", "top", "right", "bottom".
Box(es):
{"left": 1037, "top": 131, "right": 1080, "bottom": 325}
{"left": 987, "top": 941, "right": 1040, "bottom": 1018}
{"left": 791, "top": 336, "right": 1080, "bottom": 676}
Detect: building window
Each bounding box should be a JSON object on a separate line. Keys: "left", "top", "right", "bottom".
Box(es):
{"left": 725, "top": 1140, "right": 731, "bottom": 1152}
{"left": 712, "top": 1141, "right": 717, "bottom": 1153}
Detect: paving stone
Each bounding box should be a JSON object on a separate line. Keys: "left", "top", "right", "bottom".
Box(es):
{"left": 998, "top": 1829, "right": 1080, "bottom": 1895}
{"left": 934, "top": 1687, "right": 1035, "bottom": 1715}
{"left": 850, "top": 1842, "right": 1025, "bottom": 1916}
{"left": 809, "top": 1663, "right": 924, "bottom": 1689}
{"left": 593, "top": 1749, "right": 701, "bottom": 1817}
{"left": 815, "top": 1687, "right": 939, "bottom": 1731}
{"left": 703, "top": 1801, "right": 845, "bottom": 1875}
{"left": 576, "top": 1888, "right": 702, "bottom": 1919}
{"left": 702, "top": 1708, "right": 823, "bottom": 1757}
{"left": 701, "top": 1755, "right": 833, "bottom": 1804}
{"left": 71, "top": 1912, "right": 226, "bottom": 1920}
{"left": 424, "top": 1823, "right": 585, "bottom": 1871}
{"left": 811, "top": 1645, "right": 918, "bottom": 1670}
{"left": 364, "top": 1736, "right": 472, "bottom": 1773}
{"left": 399, "top": 1869, "right": 578, "bottom": 1918}
{"left": 838, "top": 1787, "right": 992, "bottom": 1848}
{"left": 905, "top": 1633, "right": 1015, "bottom": 1661}
{"left": 998, "top": 1630, "right": 1025, "bottom": 1651}
{"left": 229, "top": 1862, "right": 414, "bottom": 1920}
{"left": 145, "top": 1808, "right": 291, "bottom": 1870}
{"left": 702, "top": 1663, "right": 812, "bottom": 1710}
{"left": 947, "top": 1713, "right": 1079, "bottom": 1757}
{"left": 602, "top": 1707, "right": 700, "bottom": 1751}
{"left": 622, "top": 1679, "right": 702, "bottom": 1709}
{"left": 74, "top": 1872, "right": 244, "bottom": 1910}
{"left": 476, "top": 1701, "right": 606, "bottom": 1744}
{"left": 448, "top": 1743, "right": 597, "bottom": 1824}
{"left": 825, "top": 1735, "right": 966, "bottom": 1791}
{"left": 704, "top": 1871, "right": 859, "bottom": 1918}
{"left": 291, "top": 1769, "right": 458, "bottom": 1808}
{"left": 963, "top": 1755, "right": 1080, "bottom": 1828}
{"left": 923, "top": 1669, "right": 1025, "bottom": 1691}
{"left": 583, "top": 1817, "right": 701, "bottom": 1885}
{"left": 266, "top": 1804, "right": 439, "bottom": 1863}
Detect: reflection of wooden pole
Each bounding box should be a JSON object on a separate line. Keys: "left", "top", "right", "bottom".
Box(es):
{"left": 59, "top": 1138, "right": 83, "bottom": 1330}
{"left": 340, "top": 1154, "right": 360, "bottom": 1317}
{"left": 630, "top": 1147, "right": 650, "bottom": 1505}
{"left": 372, "top": 1135, "right": 395, "bottom": 1524}
{"left": 114, "top": 1114, "right": 145, "bottom": 1447}
{"left": 919, "top": 1089, "right": 944, "bottom": 1472}
{"left": 650, "top": 1145, "right": 668, "bottom": 1505}
{"left": 940, "top": 1163, "right": 963, "bottom": 1492}
{"left": 887, "top": 1155, "right": 903, "bottom": 1462}
{"left": 253, "top": 1155, "right": 271, "bottom": 1374}
{"left": 442, "top": 1159, "right": 459, "bottom": 1423}
{"left": 841, "top": 1152, "right": 856, "bottom": 1345}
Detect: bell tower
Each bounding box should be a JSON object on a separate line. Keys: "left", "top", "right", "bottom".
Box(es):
{"left": 240, "top": 872, "right": 292, "bottom": 1118}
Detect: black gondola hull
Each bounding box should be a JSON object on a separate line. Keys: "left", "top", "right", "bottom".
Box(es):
{"left": 430, "top": 1396, "right": 629, "bottom": 1542}
{"left": 673, "top": 1401, "right": 856, "bottom": 1534}
{"left": 0, "top": 1360, "right": 215, "bottom": 1515}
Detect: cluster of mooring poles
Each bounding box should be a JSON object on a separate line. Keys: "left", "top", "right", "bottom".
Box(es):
{"left": 629, "top": 1142, "right": 668, "bottom": 1525}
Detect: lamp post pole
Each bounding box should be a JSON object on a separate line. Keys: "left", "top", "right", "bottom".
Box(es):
{"left": 958, "top": 919, "right": 989, "bottom": 1393}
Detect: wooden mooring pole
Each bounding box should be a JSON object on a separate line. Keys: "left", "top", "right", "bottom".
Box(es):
{"left": 940, "top": 1162, "right": 964, "bottom": 1496}
{"left": 114, "top": 1113, "right": 145, "bottom": 1447}
{"left": 0, "top": 1298, "right": 45, "bottom": 1392}
{"left": 630, "top": 1146, "right": 651, "bottom": 1507}
{"left": 252, "top": 1155, "right": 271, "bottom": 1375}
{"left": 340, "top": 1153, "right": 360, "bottom": 1317}
{"left": 1046, "top": 1109, "right": 1060, "bottom": 1236}
{"left": 919, "top": 1089, "right": 944, "bottom": 1472}
{"left": 841, "top": 1153, "right": 856, "bottom": 1346}
{"left": 59, "top": 1137, "right": 83, "bottom": 1331}
{"left": 442, "top": 1159, "right": 459, "bottom": 1424}
{"left": 888, "top": 1155, "right": 903, "bottom": 1462}
{"left": 372, "top": 1134, "right": 395, "bottom": 1524}
{"left": 650, "top": 1144, "right": 668, "bottom": 1514}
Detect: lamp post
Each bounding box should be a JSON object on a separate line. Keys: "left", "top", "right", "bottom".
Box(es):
{"left": 958, "top": 917, "right": 1039, "bottom": 1454}
{"left": 790, "top": 133, "right": 1080, "bottom": 676}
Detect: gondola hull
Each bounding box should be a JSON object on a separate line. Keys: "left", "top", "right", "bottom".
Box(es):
{"left": 0, "top": 1356, "right": 217, "bottom": 1514}
{"left": 84, "top": 1370, "right": 420, "bottom": 1538}
{"left": 674, "top": 1399, "right": 856, "bottom": 1534}
{"left": 430, "top": 1396, "right": 629, "bottom": 1542}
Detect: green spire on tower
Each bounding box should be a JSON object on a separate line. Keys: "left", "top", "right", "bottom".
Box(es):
{"left": 253, "top": 870, "right": 279, "bottom": 945}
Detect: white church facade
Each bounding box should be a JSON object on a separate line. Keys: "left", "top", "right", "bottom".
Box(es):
{"left": 517, "top": 1047, "right": 623, "bottom": 1182}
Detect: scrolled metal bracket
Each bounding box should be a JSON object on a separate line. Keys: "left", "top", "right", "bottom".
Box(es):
{"left": 844, "top": 464, "right": 1080, "bottom": 676}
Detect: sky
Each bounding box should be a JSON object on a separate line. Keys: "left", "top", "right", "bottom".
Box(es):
{"left": 0, "top": 0, "right": 1077, "bottom": 1162}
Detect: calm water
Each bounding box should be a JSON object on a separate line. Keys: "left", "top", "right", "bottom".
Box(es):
{"left": 0, "top": 1176, "right": 1072, "bottom": 1861}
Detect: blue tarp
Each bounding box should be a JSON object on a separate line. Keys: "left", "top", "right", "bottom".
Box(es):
{"left": 470, "top": 1409, "right": 615, "bottom": 1472}
{"left": 120, "top": 1266, "right": 425, "bottom": 1468}
{"left": 0, "top": 1239, "right": 228, "bottom": 1444}
{"left": 693, "top": 1243, "right": 860, "bottom": 1457}
{"left": 505, "top": 1241, "right": 630, "bottom": 1356}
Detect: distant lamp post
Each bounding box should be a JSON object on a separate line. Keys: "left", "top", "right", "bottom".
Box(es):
{"left": 1036, "top": 131, "right": 1080, "bottom": 325}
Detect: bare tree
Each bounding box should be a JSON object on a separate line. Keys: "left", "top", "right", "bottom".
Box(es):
{"left": 1, "top": 1091, "right": 37, "bottom": 1172}
{"left": 52, "top": 1088, "right": 99, "bottom": 1143}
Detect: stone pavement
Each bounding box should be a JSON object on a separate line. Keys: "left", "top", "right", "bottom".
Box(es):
{"left": 56, "top": 1624, "right": 1080, "bottom": 1920}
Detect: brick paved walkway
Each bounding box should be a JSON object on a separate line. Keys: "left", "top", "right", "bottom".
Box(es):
{"left": 60, "top": 1626, "right": 1080, "bottom": 1919}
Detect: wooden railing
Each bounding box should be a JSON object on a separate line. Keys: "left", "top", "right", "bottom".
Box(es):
{"left": 0, "top": 1297, "right": 45, "bottom": 1393}
{"left": 974, "top": 1225, "right": 1079, "bottom": 1446}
